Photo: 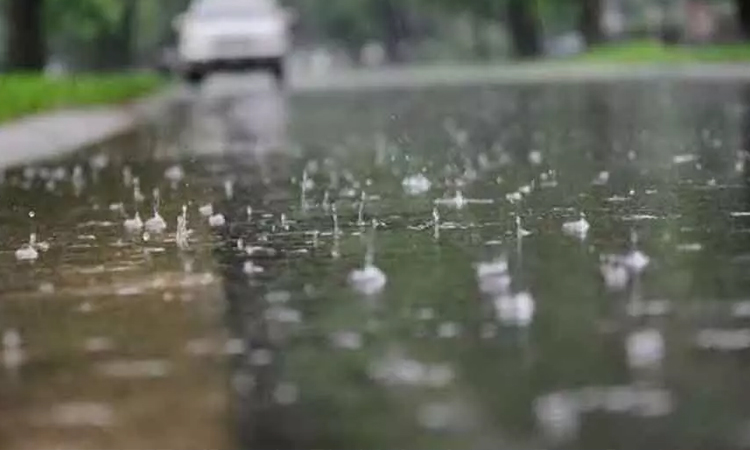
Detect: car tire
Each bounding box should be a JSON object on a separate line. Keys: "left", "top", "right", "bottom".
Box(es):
{"left": 269, "top": 59, "right": 285, "bottom": 87}
{"left": 184, "top": 68, "right": 205, "bottom": 85}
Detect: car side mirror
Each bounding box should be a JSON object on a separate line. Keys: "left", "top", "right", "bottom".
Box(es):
{"left": 172, "top": 13, "right": 185, "bottom": 32}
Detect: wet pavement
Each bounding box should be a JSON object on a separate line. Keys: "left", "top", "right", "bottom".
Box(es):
{"left": 3, "top": 72, "right": 750, "bottom": 450}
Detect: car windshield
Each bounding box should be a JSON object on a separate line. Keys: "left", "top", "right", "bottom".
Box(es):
{"left": 192, "top": 0, "right": 276, "bottom": 17}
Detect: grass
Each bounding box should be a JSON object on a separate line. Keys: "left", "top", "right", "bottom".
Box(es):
{"left": 577, "top": 39, "right": 750, "bottom": 64}
{"left": 0, "top": 73, "right": 165, "bottom": 123}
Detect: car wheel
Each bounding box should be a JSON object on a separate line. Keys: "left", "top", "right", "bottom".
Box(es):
{"left": 270, "top": 60, "right": 285, "bottom": 87}
{"left": 185, "top": 68, "right": 205, "bottom": 85}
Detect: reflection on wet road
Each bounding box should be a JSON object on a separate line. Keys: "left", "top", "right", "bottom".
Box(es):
{"left": 3, "top": 73, "right": 750, "bottom": 449}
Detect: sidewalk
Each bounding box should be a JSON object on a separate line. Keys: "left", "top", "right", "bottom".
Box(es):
{"left": 0, "top": 86, "right": 177, "bottom": 171}
{"left": 291, "top": 61, "right": 750, "bottom": 91}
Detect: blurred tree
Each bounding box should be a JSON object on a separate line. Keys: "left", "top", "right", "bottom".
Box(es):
{"left": 285, "top": 0, "right": 423, "bottom": 63}
{"left": 43, "top": 0, "right": 192, "bottom": 70}
{"left": 506, "top": 0, "right": 542, "bottom": 57}
{"left": 377, "top": 0, "right": 411, "bottom": 62}
{"left": 423, "top": 0, "right": 543, "bottom": 59}
{"left": 46, "top": 0, "right": 138, "bottom": 69}
{"left": 5, "top": 0, "right": 46, "bottom": 70}
{"left": 579, "top": 0, "right": 604, "bottom": 46}
{"left": 738, "top": 0, "right": 750, "bottom": 39}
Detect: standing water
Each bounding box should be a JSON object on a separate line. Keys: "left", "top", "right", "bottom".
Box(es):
{"left": 2, "top": 79, "right": 750, "bottom": 450}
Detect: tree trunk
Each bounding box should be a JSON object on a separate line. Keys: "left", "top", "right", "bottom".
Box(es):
{"left": 738, "top": 0, "right": 750, "bottom": 39}
{"left": 380, "top": 0, "right": 408, "bottom": 63}
{"left": 506, "top": 0, "right": 542, "bottom": 59}
{"left": 580, "top": 0, "right": 604, "bottom": 47}
{"left": 117, "top": 0, "right": 138, "bottom": 68}
{"left": 92, "top": 0, "right": 138, "bottom": 71}
{"left": 472, "top": 16, "right": 490, "bottom": 60}
{"left": 6, "top": 0, "right": 46, "bottom": 70}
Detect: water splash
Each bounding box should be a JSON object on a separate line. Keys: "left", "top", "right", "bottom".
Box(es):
{"left": 562, "top": 212, "right": 590, "bottom": 240}
{"left": 15, "top": 236, "right": 39, "bottom": 262}
{"left": 199, "top": 203, "right": 214, "bottom": 217}
{"left": 123, "top": 212, "right": 143, "bottom": 234}
{"left": 402, "top": 173, "right": 431, "bottom": 196}
{"left": 280, "top": 213, "right": 290, "bottom": 231}
{"left": 300, "top": 168, "right": 310, "bottom": 211}
{"left": 122, "top": 166, "right": 133, "bottom": 187}
{"left": 133, "top": 177, "right": 145, "bottom": 203}
{"left": 626, "top": 329, "right": 664, "bottom": 370}
{"left": 208, "top": 213, "right": 226, "bottom": 228}
{"left": 144, "top": 188, "right": 167, "bottom": 234}
{"left": 331, "top": 202, "right": 341, "bottom": 259}
{"left": 348, "top": 220, "right": 386, "bottom": 295}
{"left": 357, "top": 191, "right": 366, "bottom": 227}
{"left": 224, "top": 179, "right": 234, "bottom": 200}
{"left": 494, "top": 291, "right": 535, "bottom": 327}
{"left": 176, "top": 205, "right": 190, "bottom": 250}
{"left": 2, "top": 329, "right": 24, "bottom": 370}
{"left": 322, "top": 191, "right": 331, "bottom": 213}
{"left": 432, "top": 206, "right": 440, "bottom": 240}
{"left": 600, "top": 255, "right": 629, "bottom": 292}
{"left": 516, "top": 214, "right": 531, "bottom": 238}
{"left": 623, "top": 230, "right": 650, "bottom": 274}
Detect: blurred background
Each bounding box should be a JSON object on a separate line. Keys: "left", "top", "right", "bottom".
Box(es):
{"left": 1, "top": 0, "right": 749, "bottom": 76}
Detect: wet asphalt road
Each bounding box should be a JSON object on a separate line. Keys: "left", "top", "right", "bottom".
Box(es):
{"left": 3, "top": 71, "right": 750, "bottom": 450}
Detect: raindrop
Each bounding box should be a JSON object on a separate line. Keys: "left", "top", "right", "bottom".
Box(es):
{"left": 199, "top": 203, "right": 214, "bottom": 217}
{"left": 528, "top": 150, "right": 543, "bottom": 165}
{"left": 176, "top": 205, "right": 190, "bottom": 250}
{"left": 122, "top": 166, "right": 133, "bottom": 187}
{"left": 506, "top": 191, "right": 522, "bottom": 203}
{"left": 626, "top": 329, "right": 664, "bottom": 369}
{"left": 534, "top": 393, "right": 580, "bottom": 443}
{"left": 144, "top": 189, "right": 167, "bottom": 234}
{"left": 516, "top": 214, "right": 531, "bottom": 238}
{"left": 600, "top": 255, "right": 629, "bottom": 291}
{"left": 208, "top": 213, "right": 226, "bottom": 228}
{"left": 224, "top": 179, "right": 234, "bottom": 199}
{"left": 592, "top": 171, "right": 610, "bottom": 185}
{"left": 476, "top": 257, "right": 511, "bottom": 295}
{"left": 164, "top": 165, "right": 185, "bottom": 185}
{"left": 673, "top": 153, "right": 697, "bottom": 165}
{"left": 437, "top": 322, "right": 460, "bottom": 339}
{"left": 494, "top": 291, "right": 535, "bottom": 327}
{"left": 402, "top": 173, "right": 431, "bottom": 195}
{"left": 331, "top": 331, "right": 363, "bottom": 350}
{"left": 562, "top": 212, "right": 590, "bottom": 240}
{"left": 132, "top": 177, "right": 144, "bottom": 203}
{"left": 433, "top": 206, "right": 440, "bottom": 240}
{"left": 243, "top": 261, "right": 264, "bottom": 275}
{"left": 15, "top": 237, "right": 39, "bottom": 262}
{"left": 273, "top": 382, "right": 299, "bottom": 405}
{"left": 2, "top": 329, "right": 24, "bottom": 370}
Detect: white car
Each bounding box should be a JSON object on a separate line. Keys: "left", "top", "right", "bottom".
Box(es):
{"left": 174, "top": 0, "right": 293, "bottom": 84}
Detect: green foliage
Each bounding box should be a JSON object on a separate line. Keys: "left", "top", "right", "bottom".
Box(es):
{"left": 0, "top": 73, "right": 164, "bottom": 123}
{"left": 42, "top": 0, "right": 191, "bottom": 69}
{"left": 578, "top": 40, "right": 750, "bottom": 63}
